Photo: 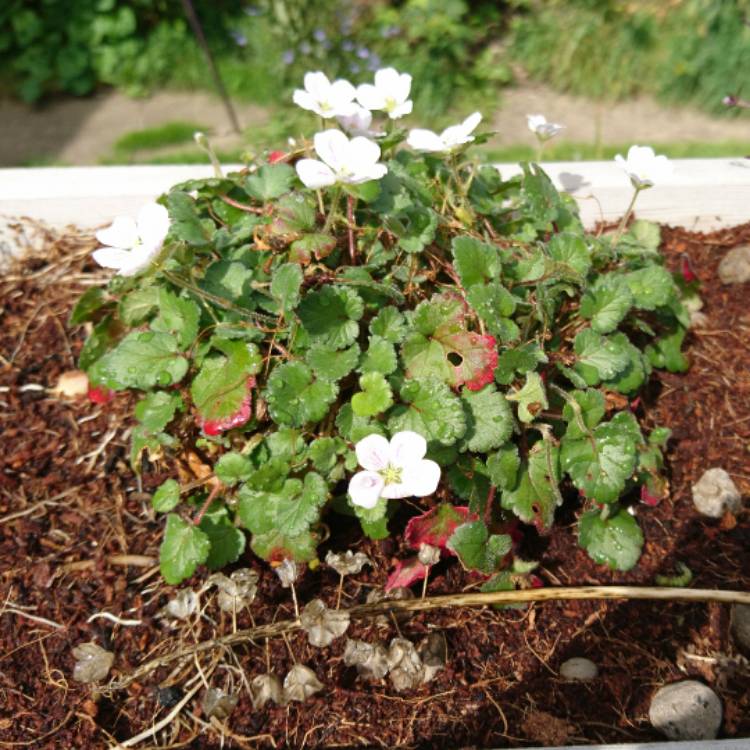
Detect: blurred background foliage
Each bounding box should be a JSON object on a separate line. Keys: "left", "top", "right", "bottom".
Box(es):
{"left": 3, "top": 0, "right": 750, "bottom": 116}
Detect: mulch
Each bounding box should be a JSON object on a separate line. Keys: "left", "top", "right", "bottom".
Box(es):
{"left": 0, "top": 219, "right": 748, "bottom": 749}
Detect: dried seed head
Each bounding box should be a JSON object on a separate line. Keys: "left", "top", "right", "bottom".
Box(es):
{"left": 283, "top": 664, "right": 324, "bottom": 703}
{"left": 366, "top": 585, "right": 414, "bottom": 625}
{"left": 417, "top": 543, "right": 440, "bottom": 566}
{"left": 202, "top": 688, "right": 238, "bottom": 720}
{"left": 72, "top": 642, "right": 114, "bottom": 683}
{"left": 274, "top": 559, "right": 299, "bottom": 588}
{"left": 387, "top": 637, "right": 424, "bottom": 691}
{"left": 300, "top": 598, "right": 350, "bottom": 647}
{"left": 210, "top": 568, "right": 259, "bottom": 612}
{"left": 343, "top": 639, "right": 390, "bottom": 680}
{"left": 325, "top": 549, "right": 372, "bottom": 577}
{"left": 250, "top": 673, "right": 283, "bottom": 710}
{"left": 417, "top": 631, "right": 447, "bottom": 683}
{"left": 164, "top": 589, "right": 199, "bottom": 620}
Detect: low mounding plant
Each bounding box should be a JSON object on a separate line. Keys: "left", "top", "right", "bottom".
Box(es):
{"left": 73, "top": 66, "right": 688, "bottom": 587}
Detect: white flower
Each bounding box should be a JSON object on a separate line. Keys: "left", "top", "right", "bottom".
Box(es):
{"left": 356, "top": 67, "right": 413, "bottom": 119}
{"left": 348, "top": 431, "right": 441, "bottom": 509}
{"left": 293, "top": 71, "right": 358, "bottom": 119}
{"left": 92, "top": 202, "right": 170, "bottom": 277}
{"left": 295, "top": 129, "right": 387, "bottom": 189}
{"left": 526, "top": 114, "right": 564, "bottom": 141}
{"left": 407, "top": 112, "right": 482, "bottom": 153}
{"left": 337, "top": 106, "right": 381, "bottom": 137}
{"left": 614, "top": 145, "right": 673, "bottom": 190}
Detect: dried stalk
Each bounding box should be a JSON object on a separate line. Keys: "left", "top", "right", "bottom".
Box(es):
{"left": 108, "top": 585, "right": 750, "bottom": 690}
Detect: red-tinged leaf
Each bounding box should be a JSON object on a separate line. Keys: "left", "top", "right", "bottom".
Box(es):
{"left": 403, "top": 294, "right": 499, "bottom": 391}
{"left": 268, "top": 150, "right": 287, "bottom": 164}
{"left": 680, "top": 253, "right": 697, "bottom": 283}
{"left": 200, "top": 377, "right": 255, "bottom": 436}
{"left": 529, "top": 574, "right": 544, "bottom": 588}
{"left": 404, "top": 504, "right": 477, "bottom": 552}
{"left": 640, "top": 483, "right": 662, "bottom": 507}
{"left": 384, "top": 556, "right": 429, "bottom": 592}
{"left": 88, "top": 385, "right": 114, "bottom": 404}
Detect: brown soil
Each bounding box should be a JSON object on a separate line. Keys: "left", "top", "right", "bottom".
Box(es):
{"left": 0, "top": 222, "right": 748, "bottom": 749}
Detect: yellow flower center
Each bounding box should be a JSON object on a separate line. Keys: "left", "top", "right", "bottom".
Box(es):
{"left": 379, "top": 464, "right": 403, "bottom": 486}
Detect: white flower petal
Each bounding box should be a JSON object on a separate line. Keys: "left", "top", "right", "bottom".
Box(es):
{"left": 348, "top": 136, "right": 382, "bottom": 168}
{"left": 440, "top": 123, "right": 472, "bottom": 148}
{"left": 400, "top": 459, "right": 441, "bottom": 497}
{"left": 389, "top": 431, "right": 427, "bottom": 468}
{"left": 462, "top": 111, "right": 483, "bottom": 134}
{"left": 136, "top": 202, "right": 169, "bottom": 249}
{"left": 295, "top": 159, "right": 336, "bottom": 189}
{"left": 389, "top": 100, "right": 413, "bottom": 119}
{"left": 314, "top": 129, "right": 350, "bottom": 171}
{"left": 95, "top": 217, "right": 138, "bottom": 250}
{"left": 356, "top": 83, "right": 385, "bottom": 111}
{"left": 373, "top": 67, "right": 400, "bottom": 91}
{"left": 348, "top": 471, "right": 385, "bottom": 508}
{"left": 330, "top": 78, "right": 356, "bottom": 103}
{"left": 92, "top": 247, "right": 133, "bottom": 271}
{"left": 355, "top": 433, "right": 391, "bottom": 471}
{"left": 392, "top": 72, "right": 412, "bottom": 105}
{"left": 304, "top": 71, "right": 331, "bottom": 99}
{"left": 406, "top": 128, "right": 446, "bottom": 152}
{"left": 380, "top": 480, "right": 412, "bottom": 500}
{"left": 347, "top": 164, "right": 387, "bottom": 184}
{"left": 293, "top": 89, "right": 318, "bottom": 112}
{"left": 337, "top": 107, "right": 373, "bottom": 136}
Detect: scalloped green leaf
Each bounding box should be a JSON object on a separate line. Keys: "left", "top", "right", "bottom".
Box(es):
{"left": 579, "top": 508, "right": 643, "bottom": 571}
{"left": 266, "top": 361, "right": 338, "bottom": 427}
{"left": 159, "top": 513, "right": 210, "bottom": 584}
{"left": 298, "top": 285, "right": 364, "bottom": 349}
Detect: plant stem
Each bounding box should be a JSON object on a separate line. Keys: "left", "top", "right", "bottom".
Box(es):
{"left": 421, "top": 568, "right": 430, "bottom": 600}
{"left": 336, "top": 573, "right": 344, "bottom": 609}
{"left": 322, "top": 186, "right": 342, "bottom": 234}
{"left": 193, "top": 483, "right": 221, "bottom": 526}
{"left": 290, "top": 581, "right": 299, "bottom": 619}
{"left": 110, "top": 585, "right": 750, "bottom": 690}
{"left": 611, "top": 185, "right": 642, "bottom": 249}
{"left": 346, "top": 194, "right": 357, "bottom": 264}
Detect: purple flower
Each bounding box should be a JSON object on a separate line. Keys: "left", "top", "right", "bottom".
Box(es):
{"left": 230, "top": 30, "right": 248, "bottom": 47}
{"left": 282, "top": 50, "right": 295, "bottom": 65}
{"left": 313, "top": 28, "right": 327, "bottom": 43}
{"left": 356, "top": 46, "right": 370, "bottom": 60}
{"left": 300, "top": 41, "right": 312, "bottom": 55}
{"left": 342, "top": 40, "right": 355, "bottom": 52}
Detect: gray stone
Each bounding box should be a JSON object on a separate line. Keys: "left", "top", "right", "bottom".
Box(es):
{"left": 718, "top": 244, "right": 750, "bottom": 284}
{"left": 691, "top": 468, "right": 742, "bottom": 518}
{"left": 559, "top": 657, "right": 598, "bottom": 681}
{"left": 732, "top": 603, "right": 750, "bottom": 652}
{"left": 649, "top": 680, "right": 722, "bottom": 740}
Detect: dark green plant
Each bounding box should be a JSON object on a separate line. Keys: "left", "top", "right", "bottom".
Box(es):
{"left": 72, "top": 108, "right": 687, "bottom": 587}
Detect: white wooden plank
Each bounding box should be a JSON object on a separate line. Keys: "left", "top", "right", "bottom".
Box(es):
{"left": 0, "top": 159, "right": 749, "bottom": 236}
{"left": 523, "top": 742, "right": 749, "bottom": 750}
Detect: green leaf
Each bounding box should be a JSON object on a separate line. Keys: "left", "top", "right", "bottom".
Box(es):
{"left": 152, "top": 479, "right": 180, "bottom": 513}
{"left": 290, "top": 233, "right": 337, "bottom": 262}
{"left": 151, "top": 288, "right": 200, "bottom": 349}
{"left": 494, "top": 342, "right": 548, "bottom": 385}
{"left": 579, "top": 277, "right": 633, "bottom": 334}
{"left": 579, "top": 508, "right": 643, "bottom": 571}
{"left": 91, "top": 331, "right": 188, "bottom": 391}
{"left": 486, "top": 444, "right": 520, "bottom": 490}
{"left": 461, "top": 385, "right": 514, "bottom": 452}
{"left": 266, "top": 428, "right": 306, "bottom": 460}
{"left": 388, "top": 205, "right": 438, "bottom": 254}
{"left": 359, "top": 336, "right": 397, "bottom": 375}
{"left": 561, "top": 389, "right": 605, "bottom": 439}
{"left": 272, "top": 472, "right": 328, "bottom": 536}
{"left": 118, "top": 288, "right": 160, "bottom": 326}
{"left": 271, "top": 194, "right": 316, "bottom": 234}
{"left": 135, "top": 391, "right": 183, "bottom": 432}
{"left": 351, "top": 372, "right": 393, "bottom": 417}
{"left": 191, "top": 341, "right": 261, "bottom": 428}
{"left": 270, "top": 262, "right": 303, "bottom": 316}
{"left": 625, "top": 266, "right": 674, "bottom": 311}
{"left": 466, "top": 282, "right": 519, "bottom": 342}
{"left": 215, "top": 452, "right": 254, "bottom": 486}
{"left": 69, "top": 286, "right": 107, "bottom": 325}
{"left": 451, "top": 236, "right": 500, "bottom": 288}
{"left": 250, "top": 528, "right": 317, "bottom": 563}
{"left": 388, "top": 378, "right": 466, "bottom": 446}
{"left": 245, "top": 163, "right": 295, "bottom": 200}
{"left": 447, "top": 520, "right": 512, "bottom": 574}
{"left": 602, "top": 332, "right": 649, "bottom": 395}
{"left": 501, "top": 440, "right": 560, "bottom": 531}
{"left": 506, "top": 371, "right": 548, "bottom": 423}
{"left": 199, "top": 503, "right": 246, "bottom": 570}
{"left": 573, "top": 328, "right": 631, "bottom": 386}
{"left": 622, "top": 219, "right": 661, "bottom": 256}
{"left": 335, "top": 404, "right": 386, "bottom": 443}
{"left": 305, "top": 343, "right": 360, "bottom": 382}
{"left": 344, "top": 179, "right": 381, "bottom": 203}
{"left": 298, "top": 285, "right": 364, "bottom": 349}
{"left": 159, "top": 513, "right": 210, "bottom": 584}
{"left": 370, "top": 306, "right": 407, "bottom": 343}
{"left": 645, "top": 327, "right": 688, "bottom": 373}
{"left": 266, "top": 361, "right": 338, "bottom": 427}
{"left": 308, "top": 437, "right": 346, "bottom": 474}
{"left": 446, "top": 459, "right": 492, "bottom": 515}
{"left": 201, "top": 260, "right": 254, "bottom": 301}
{"left": 167, "top": 191, "right": 211, "bottom": 246}
{"left": 561, "top": 419, "right": 638, "bottom": 504}
{"left": 547, "top": 233, "right": 591, "bottom": 278}
{"left": 402, "top": 293, "right": 498, "bottom": 390}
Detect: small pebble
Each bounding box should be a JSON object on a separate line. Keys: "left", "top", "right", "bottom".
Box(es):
{"left": 718, "top": 244, "right": 750, "bottom": 284}
{"left": 691, "top": 468, "right": 741, "bottom": 518}
{"left": 649, "top": 680, "right": 722, "bottom": 740}
{"left": 732, "top": 603, "right": 750, "bottom": 652}
{"left": 559, "top": 657, "right": 598, "bottom": 681}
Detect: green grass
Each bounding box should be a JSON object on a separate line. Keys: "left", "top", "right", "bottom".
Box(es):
{"left": 485, "top": 140, "right": 750, "bottom": 163}
{"left": 113, "top": 122, "right": 210, "bottom": 156}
